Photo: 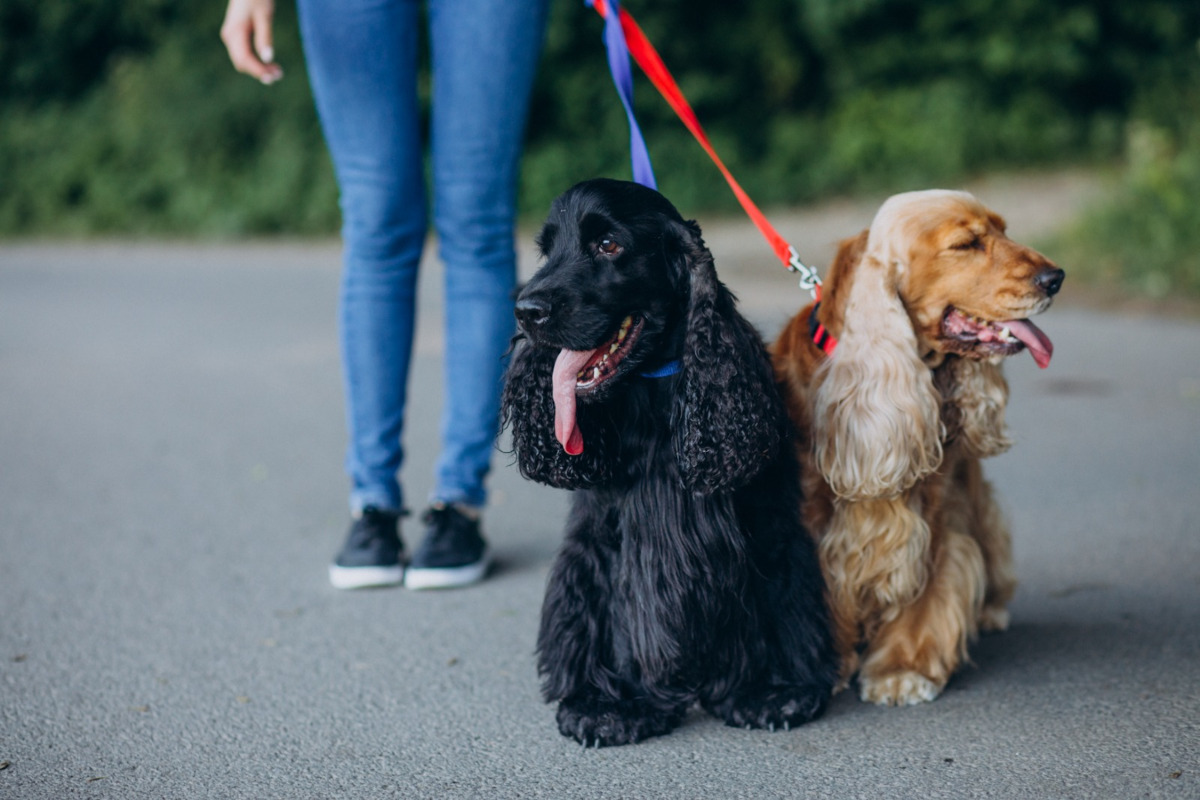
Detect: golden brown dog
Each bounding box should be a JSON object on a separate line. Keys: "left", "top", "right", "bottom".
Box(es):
{"left": 771, "top": 189, "right": 1064, "bottom": 705}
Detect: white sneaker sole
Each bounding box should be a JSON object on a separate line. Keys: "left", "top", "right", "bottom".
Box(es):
{"left": 404, "top": 552, "right": 491, "bottom": 590}
{"left": 328, "top": 563, "right": 404, "bottom": 590}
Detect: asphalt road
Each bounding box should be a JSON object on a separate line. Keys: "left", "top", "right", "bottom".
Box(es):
{"left": 2, "top": 187, "right": 1198, "bottom": 798}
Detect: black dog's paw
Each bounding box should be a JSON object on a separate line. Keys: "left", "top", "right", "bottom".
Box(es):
{"left": 556, "top": 696, "right": 686, "bottom": 747}
{"left": 707, "top": 684, "right": 828, "bottom": 731}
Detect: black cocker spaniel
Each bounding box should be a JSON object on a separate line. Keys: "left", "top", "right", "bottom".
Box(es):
{"left": 502, "top": 179, "right": 837, "bottom": 747}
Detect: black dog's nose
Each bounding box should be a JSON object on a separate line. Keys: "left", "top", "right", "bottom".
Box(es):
{"left": 1035, "top": 267, "right": 1065, "bottom": 296}
{"left": 515, "top": 296, "right": 551, "bottom": 332}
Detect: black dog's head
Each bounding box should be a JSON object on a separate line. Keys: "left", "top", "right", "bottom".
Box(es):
{"left": 516, "top": 178, "right": 691, "bottom": 400}
{"left": 503, "top": 178, "right": 786, "bottom": 494}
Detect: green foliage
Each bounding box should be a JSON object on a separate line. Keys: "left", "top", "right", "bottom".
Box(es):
{"left": 1, "top": 0, "right": 1199, "bottom": 247}
{"left": 0, "top": 0, "right": 338, "bottom": 236}
{"left": 1052, "top": 120, "right": 1200, "bottom": 297}
{"left": 1047, "top": 36, "right": 1200, "bottom": 299}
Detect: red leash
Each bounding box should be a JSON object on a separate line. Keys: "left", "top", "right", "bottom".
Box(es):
{"left": 589, "top": 0, "right": 823, "bottom": 302}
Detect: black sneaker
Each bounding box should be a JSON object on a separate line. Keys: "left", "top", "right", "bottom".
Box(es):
{"left": 404, "top": 503, "right": 491, "bottom": 590}
{"left": 328, "top": 507, "right": 405, "bottom": 589}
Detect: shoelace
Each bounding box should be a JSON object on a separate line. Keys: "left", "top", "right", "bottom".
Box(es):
{"left": 420, "top": 505, "right": 477, "bottom": 548}
{"left": 420, "top": 505, "right": 453, "bottom": 538}
{"left": 426, "top": 501, "right": 465, "bottom": 520}
{"left": 353, "top": 508, "right": 399, "bottom": 545}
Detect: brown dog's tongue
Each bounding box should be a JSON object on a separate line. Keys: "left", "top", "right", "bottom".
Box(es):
{"left": 1004, "top": 319, "right": 1054, "bottom": 369}
{"left": 552, "top": 348, "right": 595, "bottom": 454}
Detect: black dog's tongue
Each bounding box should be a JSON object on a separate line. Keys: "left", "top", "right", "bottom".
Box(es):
{"left": 552, "top": 348, "right": 595, "bottom": 454}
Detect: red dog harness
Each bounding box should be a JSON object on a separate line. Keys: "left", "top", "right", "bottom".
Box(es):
{"left": 808, "top": 302, "right": 838, "bottom": 356}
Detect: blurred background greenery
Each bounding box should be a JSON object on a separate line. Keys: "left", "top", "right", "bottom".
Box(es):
{"left": 1, "top": 0, "right": 1198, "bottom": 297}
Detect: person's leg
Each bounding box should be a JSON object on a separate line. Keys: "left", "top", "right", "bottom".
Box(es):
{"left": 404, "top": 0, "right": 548, "bottom": 589}
{"left": 428, "top": 0, "right": 549, "bottom": 507}
{"left": 298, "top": 0, "right": 425, "bottom": 587}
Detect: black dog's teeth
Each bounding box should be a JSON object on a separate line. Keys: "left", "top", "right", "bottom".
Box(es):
{"left": 577, "top": 315, "right": 634, "bottom": 382}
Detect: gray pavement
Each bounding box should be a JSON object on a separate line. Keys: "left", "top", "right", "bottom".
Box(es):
{"left": 2, "top": 188, "right": 1199, "bottom": 797}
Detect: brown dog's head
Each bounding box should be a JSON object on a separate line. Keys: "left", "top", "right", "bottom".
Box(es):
{"left": 811, "top": 190, "right": 1064, "bottom": 500}
{"left": 851, "top": 189, "right": 1063, "bottom": 368}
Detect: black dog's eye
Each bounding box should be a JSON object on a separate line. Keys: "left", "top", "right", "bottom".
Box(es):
{"left": 595, "top": 238, "right": 622, "bottom": 257}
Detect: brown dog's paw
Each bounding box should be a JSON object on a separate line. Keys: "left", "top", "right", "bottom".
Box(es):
{"left": 978, "top": 605, "right": 1010, "bottom": 632}
{"left": 859, "top": 670, "right": 943, "bottom": 706}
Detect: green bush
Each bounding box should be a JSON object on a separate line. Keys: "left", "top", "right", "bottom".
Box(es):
{"left": 1052, "top": 121, "right": 1200, "bottom": 297}
{"left": 0, "top": 0, "right": 338, "bottom": 236}
{"left": 1, "top": 0, "right": 1198, "bottom": 242}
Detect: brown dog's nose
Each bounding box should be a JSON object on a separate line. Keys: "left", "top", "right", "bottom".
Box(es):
{"left": 1035, "top": 267, "right": 1065, "bottom": 296}
{"left": 515, "top": 296, "right": 551, "bottom": 332}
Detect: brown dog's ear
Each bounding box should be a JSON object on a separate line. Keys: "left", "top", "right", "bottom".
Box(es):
{"left": 810, "top": 237, "right": 943, "bottom": 501}
{"left": 819, "top": 230, "right": 868, "bottom": 319}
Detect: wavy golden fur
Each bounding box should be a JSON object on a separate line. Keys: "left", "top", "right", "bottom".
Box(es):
{"left": 771, "top": 190, "right": 1064, "bottom": 705}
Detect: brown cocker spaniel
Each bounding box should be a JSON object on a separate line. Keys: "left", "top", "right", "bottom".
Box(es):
{"left": 771, "top": 190, "right": 1064, "bottom": 706}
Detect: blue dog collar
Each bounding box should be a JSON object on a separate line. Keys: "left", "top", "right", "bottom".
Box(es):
{"left": 639, "top": 359, "right": 681, "bottom": 379}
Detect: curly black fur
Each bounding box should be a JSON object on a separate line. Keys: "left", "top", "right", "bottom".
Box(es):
{"left": 501, "top": 179, "right": 837, "bottom": 747}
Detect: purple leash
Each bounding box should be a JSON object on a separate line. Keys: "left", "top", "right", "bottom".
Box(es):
{"left": 587, "top": 0, "right": 657, "bottom": 189}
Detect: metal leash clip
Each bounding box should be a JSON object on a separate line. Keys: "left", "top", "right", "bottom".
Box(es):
{"left": 786, "top": 245, "right": 823, "bottom": 299}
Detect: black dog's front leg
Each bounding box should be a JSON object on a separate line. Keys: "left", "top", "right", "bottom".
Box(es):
{"left": 537, "top": 496, "right": 687, "bottom": 747}
{"left": 555, "top": 694, "right": 686, "bottom": 748}
{"left": 704, "top": 484, "right": 838, "bottom": 732}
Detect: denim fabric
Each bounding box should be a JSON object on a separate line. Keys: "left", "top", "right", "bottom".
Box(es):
{"left": 297, "top": 0, "right": 548, "bottom": 513}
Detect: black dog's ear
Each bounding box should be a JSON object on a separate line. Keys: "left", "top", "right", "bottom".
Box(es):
{"left": 668, "top": 219, "right": 785, "bottom": 494}
{"left": 500, "top": 338, "right": 615, "bottom": 489}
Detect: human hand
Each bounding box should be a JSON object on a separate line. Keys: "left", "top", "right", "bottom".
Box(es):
{"left": 220, "top": 0, "right": 284, "bottom": 85}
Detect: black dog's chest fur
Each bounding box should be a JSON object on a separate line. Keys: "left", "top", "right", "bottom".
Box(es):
{"left": 571, "top": 380, "right": 740, "bottom": 671}
{"left": 582, "top": 482, "right": 747, "bottom": 685}
{"left": 562, "top": 376, "right": 803, "bottom": 691}
{"left": 594, "top": 376, "right": 678, "bottom": 487}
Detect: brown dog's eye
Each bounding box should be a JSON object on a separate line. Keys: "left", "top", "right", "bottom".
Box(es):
{"left": 951, "top": 236, "right": 984, "bottom": 252}
{"left": 596, "top": 238, "right": 622, "bottom": 257}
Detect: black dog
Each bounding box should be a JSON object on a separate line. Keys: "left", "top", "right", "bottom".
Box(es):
{"left": 502, "top": 179, "right": 837, "bottom": 746}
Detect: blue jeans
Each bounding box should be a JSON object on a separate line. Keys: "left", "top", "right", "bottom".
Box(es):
{"left": 297, "top": 0, "right": 548, "bottom": 514}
